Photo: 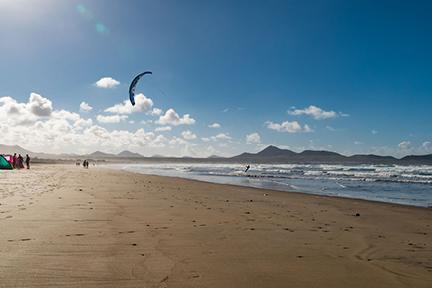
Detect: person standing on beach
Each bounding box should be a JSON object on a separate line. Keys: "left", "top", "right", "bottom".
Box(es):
{"left": 17, "top": 154, "right": 24, "bottom": 169}
{"left": 25, "top": 154, "right": 30, "bottom": 169}
{"left": 12, "top": 153, "right": 17, "bottom": 169}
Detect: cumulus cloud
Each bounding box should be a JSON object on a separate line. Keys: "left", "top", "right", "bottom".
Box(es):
{"left": 266, "top": 121, "right": 312, "bottom": 133}
{"left": 212, "top": 133, "right": 231, "bottom": 141}
{"left": 181, "top": 130, "right": 197, "bottom": 140}
{"left": 0, "top": 94, "right": 214, "bottom": 156}
{"left": 398, "top": 141, "right": 411, "bottom": 149}
{"left": 105, "top": 94, "right": 153, "bottom": 114}
{"left": 27, "top": 93, "right": 53, "bottom": 117}
{"left": 95, "top": 77, "right": 120, "bottom": 88}
{"left": 208, "top": 123, "right": 221, "bottom": 128}
{"left": 288, "top": 105, "right": 343, "bottom": 120}
{"left": 156, "top": 109, "right": 195, "bottom": 126}
{"left": 96, "top": 114, "right": 128, "bottom": 124}
{"left": 169, "top": 137, "right": 188, "bottom": 146}
{"left": 150, "top": 108, "right": 163, "bottom": 116}
{"left": 0, "top": 93, "right": 54, "bottom": 126}
{"left": 246, "top": 132, "right": 261, "bottom": 144}
{"left": 79, "top": 101, "right": 93, "bottom": 112}
{"left": 154, "top": 126, "right": 172, "bottom": 132}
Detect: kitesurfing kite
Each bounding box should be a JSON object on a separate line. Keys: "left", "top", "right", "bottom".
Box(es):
{"left": 129, "top": 71, "right": 152, "bottom": 105}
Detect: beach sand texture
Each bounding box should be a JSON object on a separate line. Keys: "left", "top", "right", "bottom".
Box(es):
{"left": 0, "top": 165, "right": 431, "bottom": 287}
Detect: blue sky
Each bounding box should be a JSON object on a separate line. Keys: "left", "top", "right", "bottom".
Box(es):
{"left": 0, "top": 0, "right": 431, "bottom": 157}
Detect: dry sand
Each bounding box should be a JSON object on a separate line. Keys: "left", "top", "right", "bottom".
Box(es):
{"left": 0, "top": 165, "right": 431, "bottom": 287}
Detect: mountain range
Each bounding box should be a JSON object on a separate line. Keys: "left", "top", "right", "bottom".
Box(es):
{"left": 1, "top": 144, "right": 431, "bottom": 165}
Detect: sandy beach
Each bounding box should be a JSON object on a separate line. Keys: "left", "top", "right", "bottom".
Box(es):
{"left": 0, "top": 165, "right": 431, "bottom": 287}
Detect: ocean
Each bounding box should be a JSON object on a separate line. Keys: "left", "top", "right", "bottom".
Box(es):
{"left": 111, "top": 163, "right": 432, "bottom": 208}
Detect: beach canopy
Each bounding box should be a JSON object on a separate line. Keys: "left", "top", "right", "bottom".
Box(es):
{"left": 0, "top": 155, "right": 13, "bottom": 170}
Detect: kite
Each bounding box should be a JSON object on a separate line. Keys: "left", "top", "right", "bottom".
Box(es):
{"left": 129, "top": 71, "right": 152, "bottom": 105}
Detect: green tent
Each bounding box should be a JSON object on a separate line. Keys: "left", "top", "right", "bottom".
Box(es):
{"left": 0, "top": 155, "right": 13, "bottom": 170}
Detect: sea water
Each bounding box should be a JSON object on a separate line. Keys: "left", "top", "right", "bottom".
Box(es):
{"left": 112, "top": 163, "right": 432, "bottom": 207}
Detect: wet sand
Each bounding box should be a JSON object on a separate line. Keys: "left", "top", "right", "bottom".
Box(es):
{"left": 0, "top": 165, "right": 431, "bottom": 287}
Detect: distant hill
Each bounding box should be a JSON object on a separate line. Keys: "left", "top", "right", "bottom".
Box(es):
{"left": 0, "top": 144, "right": 60, "bottom": 159}
{"left": 207, "top": 155, "right": 223, "bottom": 159}
{"left": 151, "top": 154, "right": 169, "bottom": 158}
{"left": 117, "top": 150, "right": 144, "bottom": 158}
{"left": 400, "top": 154, "right": 432, "bottom": 165}
{"left": 1, "top": 143, "right": 432, "bottom": 165}
{"left": 87, "top": 151, "right": 117, "bottom": 158}
{"left": 0, "top": 144, "right": 33, "bottom": 156}
{"left": 231, "top": 145, "right": 432, "bottom": 165}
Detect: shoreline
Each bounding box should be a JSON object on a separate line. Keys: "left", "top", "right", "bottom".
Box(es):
{"left": 109, "top": 165, "right": 432, "bottom": 209}
{"left": 0, "top": 165, "right": 431, "bottom": 287}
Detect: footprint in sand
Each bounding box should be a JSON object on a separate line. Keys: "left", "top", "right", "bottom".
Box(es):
{"left": 119, "top": 230, "right": 136, "bottom": 234}
{"left": 189, "top": 271, "right": 200, "bottom": 279}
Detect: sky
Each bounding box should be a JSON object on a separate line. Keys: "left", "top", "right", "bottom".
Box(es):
{"left": 0, "top": 0, "right": 431, "bottom": 157}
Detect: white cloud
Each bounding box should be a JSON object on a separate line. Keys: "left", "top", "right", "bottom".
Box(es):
{"left": 156, "top": 108, "right": 195, "bottom": 126}
{"left": 371, "top": 129, "right": 379, "bottom": 135}
{"left": 266, "top": 121, "right": 312, "bottom": 133}
{"left": 95, "top": 77, "right": 120, "bottom": 88}
{"left": 246, "top": 132, "right": 261, "bottom": 144}
{"left": 354, "top": 141, "right": 363, "bottom": 145}
{"left": 79, "top": 101, "right": 93, "bottom": 112}
{"left": 201, "top": 137, "right": 211, "bottom": 142}
{"left": 149, "top": 108, "right": 163, "bottom": 116}
{"left": 288, "top": 105, "right": 341, "bottom": 120}
{"left": 105, "top": 94, "right": 153, "bottom": 114}
{"left": 155, "top": 126, "right": 172, "bottom": 132}
{"left": 212, "top": 133, "right": 231, "bottom": 141}
{"left": 0, "top": 93, "right": 54, "bottom": 126}
{"left": 208, "top": 123, "right": 221, "bottom": 128}
{"left": 398, "top": 141, "right": 411, "bottom": 149}
{"left": 181, "top": 130, "right": 197, "bottom": 140}
{"left": 169, "top": 137, "right": 187, "bottom": 146}
{"left": 0, "top": 94, "right": 220, "bottom": 156}
{"left": 27, "top": 93, "right": 53, "bottom": 117}
{"left": 96, "top": 114, "right": 128, "bottom": 124}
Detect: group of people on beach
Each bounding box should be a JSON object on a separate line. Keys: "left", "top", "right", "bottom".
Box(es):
{"left": 82, "top": 160, "right": 90, "bottom": 169}
{"left": 11, "top": 153, "right": 31, "bottom": 169}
